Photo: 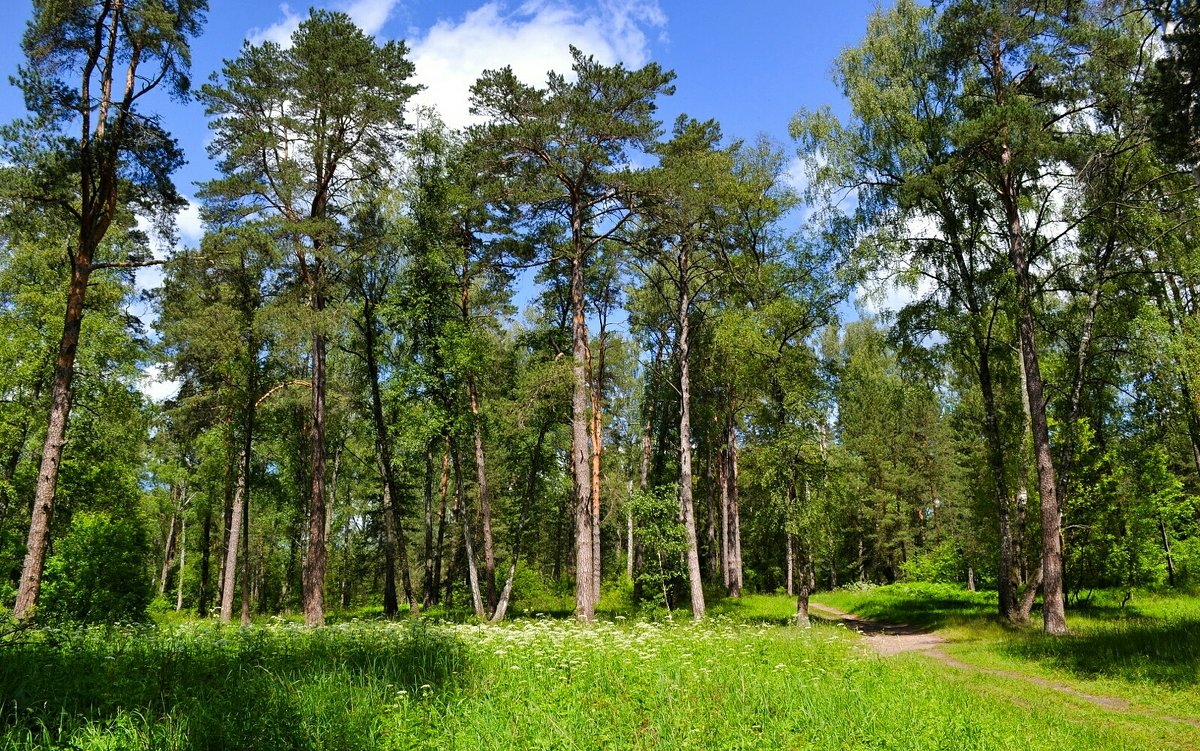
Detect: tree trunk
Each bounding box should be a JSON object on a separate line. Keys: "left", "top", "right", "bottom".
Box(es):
{"left": 176, "top": 515, "right": 186, "bottom": 612}
{"left": 786, "top": 532, "right": 794, "bottom": 597}
{"left": 14, "top": 260, "right": 92, "bottom": 618}
{"left": 705, "top": 444, "right": 719, "bottom": 578}
{"left": 363, "top": 301, "right": 415, "bottom": 614}
{"left": 432, "top": 446, "right": 451, "bottom": 606}
{"left": 159, "top": 508, "right": 180, "bottom": 596}
{"left": 422, "top": 446, "right": 436, "bottom": 607}
{"left": 677, "top": 246, "right": 705, "bottom": 621}
{"left": 570, "top": 246, "right": 596, "bottom": 620}
{"left": 220, "top": 447, "right": 248, "bottom": 624}
{"left": 450, "top": 444, "right": 486, "bottom": 619}
{"left": 1004, "top": 187, "right": 1067, "bottom": 635}
{"left": 198, "top": 505, "right": 212, "bottom": 617}
{"left": 303, "top": 305, "right": 328, "bottom": 625}
{"left": 492, "top": 425, "right": 548, "bottom": 623}
{"left": 1159, "top": 515, "right": 1176, "bottom": 587}
{"left": 240, "top": 464, "right": 252, "bottom": 626}
{"left": 724, "top": 417, "right": 744, "bottom": 597}
{"left": 216, "top": 433, "right": 237, "bottom": 613}
{"left": 468, "top": 377, "right": 497, "bottom": 613}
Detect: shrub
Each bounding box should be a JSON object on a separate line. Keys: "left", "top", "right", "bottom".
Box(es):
{"left": 39, "top": 511, "right": 152, "bottom": 624}
{"left": 900, "top": 541, "right": 966, "bottom": 585}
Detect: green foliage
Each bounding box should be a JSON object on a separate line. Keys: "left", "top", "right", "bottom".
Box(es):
{"left": 629, "top": 486, "right": 686, "bottom": 609}
{"left": 901, "top": 542, "right": 967, "bottom": 585}
{"left": 40, "top": 512, "right": 153, "bottom": 624}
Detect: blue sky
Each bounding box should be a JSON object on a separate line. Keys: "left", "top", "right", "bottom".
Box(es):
{"left": 1, "top": 0, "right": 884, "bottom": 235}
{"left": 0, "top": 0, "right": 892, "bottom": 394}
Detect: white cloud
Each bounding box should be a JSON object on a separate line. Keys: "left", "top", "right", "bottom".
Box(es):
{"left": 138, "top": 364, "right": 182, "bottom": 404}
{"left": 176, "top": 199, "right": 203, "bottom": 246}
{"left": 249, "top": 0, "right": 401, "bottom": 46}
{"left": 408, "top": 0, "right": 667, "bottom": 130}
{"left": 248, "top": 3, "right": 303, "bottom": 46}
{"left": 344, "top": 0, "right": 401, "bottom": 35}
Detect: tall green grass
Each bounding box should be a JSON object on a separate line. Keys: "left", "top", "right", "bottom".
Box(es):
{"left": 0, "top": 610, "right": 1174, "bottom": 750}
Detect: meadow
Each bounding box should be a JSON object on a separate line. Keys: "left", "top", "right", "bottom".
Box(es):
{"left": 1, "top": 586, "right": 1197, "bottom": 750}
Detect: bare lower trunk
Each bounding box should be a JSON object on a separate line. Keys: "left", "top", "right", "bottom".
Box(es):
{"left": 786, "top": 533, "right": 794, "bottom": 596}
{"left": 432, "top": 448, "right": 451, "bottom": 605}
{"left": 159, "top": 510, "right": 180, "bottom": 595}
{"left": 725, "top": 418, "right": 744, "bottom": 597}
{"left": 303, "top": 326, "right": 328, "bottom": 627}
{"left": 240, "top": 470, "right": 251, "bottom": 626}
{"left": 570, "top": 249, "right": 596, "bottom": 620}
{"left": 450, "top": 445, "right": 485, "bottom": 619}
{"left": 422, "top": 447, "right": 436, "bottom": 607}
{"left": 1014, "top": 269, "right": 1066, "bottom": 634}
{"left": 492, "top": 425, "right": 547, "bottom": 623}
{"left": 677, "top": 249, "right": 705, "bottom": 621}
{"left": 198, "top": 507, "right": 212, "bottom": 617}
{"left": 220, "top": 449, "right": 247, "bottom": 623}
{"left": 979, "top": 341, "right": 1017, "bottom": 620}
{"left": 1159, "top": 515, "right": 1176, "bottom": 587}
{"left": 794, "top": 555, "right": 811, "bottom": 628}
{"left": 176, "top": 515, "right": 186, "bottom": 612}
{"left": 719, "top": 442, "right": 731, "bottom": 590}
{"left": 15, "top": 262, "right": 91, "bottom": 618}
{"left": 468, "top": 378, "right": 496, "bottom": 613}
{"left": 588, "top": 327, "right": 607, "bottom": 607}
{"left": 363, "top": 301, "right": 414, "bottom": 615}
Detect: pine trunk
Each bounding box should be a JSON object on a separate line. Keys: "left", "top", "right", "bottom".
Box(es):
{"left": 677, "top": 246, "right": 705, "bottom": 621}
{"left": 14, "top": 261, "right": 92, "bottom": 618}
{"left": 570, "top": 244, "right": 596, "bottom": 620}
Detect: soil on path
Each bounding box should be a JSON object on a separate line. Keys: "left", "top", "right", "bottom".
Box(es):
{"left": 807, "top": 601, "right": 1200, "bottom": 730}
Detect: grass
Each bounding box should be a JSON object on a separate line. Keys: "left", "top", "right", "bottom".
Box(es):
{"left": 813, "top": 582, "right": 1200, "bottom": 743}
{"left": 1, "top": 585, "right": 1197, "bottom": 749}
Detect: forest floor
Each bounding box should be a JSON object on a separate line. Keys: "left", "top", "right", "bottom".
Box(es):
{"left": 2, "top": 585, "right": 1198, "bottom": 750}
{"left": 810, "top": 584, "right": 1200, "bottom": 746}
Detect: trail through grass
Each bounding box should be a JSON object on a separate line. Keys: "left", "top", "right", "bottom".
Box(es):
{"left": 812, "top": 583, "right": 1200, "bottom": 744}
{"left": 2, "top": 587, "right": 1196, "bottom": 749}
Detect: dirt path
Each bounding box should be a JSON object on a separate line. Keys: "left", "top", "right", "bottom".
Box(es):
{"left": 808, "top": 602, "right": 945, "bottom": 657}
{"left": 808, "top": 602, "right": 1200, "bottom": 730}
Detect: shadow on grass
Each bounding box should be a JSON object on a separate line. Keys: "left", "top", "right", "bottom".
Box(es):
{"left": 816, "top": 584, "right": 999, "bottom": 631}
{"left": 1005, "top": 616, "right": 1200, "bottom": 688}
{"left": 0, "top": 620, "right": 467, "bottom": 750}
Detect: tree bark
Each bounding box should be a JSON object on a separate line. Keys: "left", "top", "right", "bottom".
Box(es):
{"left": 724, "top": 416, "right": 744, "bottom": 597}
{"left": 14, "top": 260, "right": 92, "bottom": 618}
{"left": 570, "top": 245, "right": 596, "bottom": 620}
{"left": 1003, "top": 186, "right": 1067, "bottom": 635}
{"left": 363, "top": 299, "right": 415, "bottom": 614}
{"left": 431, "top": 446, "right": 451, "bottom": 606}
{"left": 159, "top": 506, "right": 180, "bottom": 596}
{"left": 468, "top": 376, "right": 496, "bottom": 613}
{"left": 303, "top": 321, "right": 328, "bottom": 626}
{"left": 1159, "top": 515, "right": 1176, "bottom": 587}
{"left": 220, "top": 447, "right": 248, "bottom": 624}
{"left": 677, "top": 245, "right": 705, "bottom": 621}
{"left": 198, "top": 505, "right": 212, "bottom": 617}
{"left": 450, "top": 443, "right": 486, "bottom": 619}
{"left": 176, "top": 514, "right": 186, "bottom": 612}
{"left": 492, "top": 424, "right": 548, "bottom": 622}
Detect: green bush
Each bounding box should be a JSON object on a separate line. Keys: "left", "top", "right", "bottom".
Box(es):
{"left": 1171, "top": 535, "right": 1200, "bottom": 589}
{"left": 40, "top": 511, "right": 152, "bottom": 624}
{"left": 900, "top": 542, "right": 967, "bottom": 585}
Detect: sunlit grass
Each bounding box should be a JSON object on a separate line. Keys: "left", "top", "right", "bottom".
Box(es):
{"left": 1, "top": 599, "right": 1183, "bottom": 750}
